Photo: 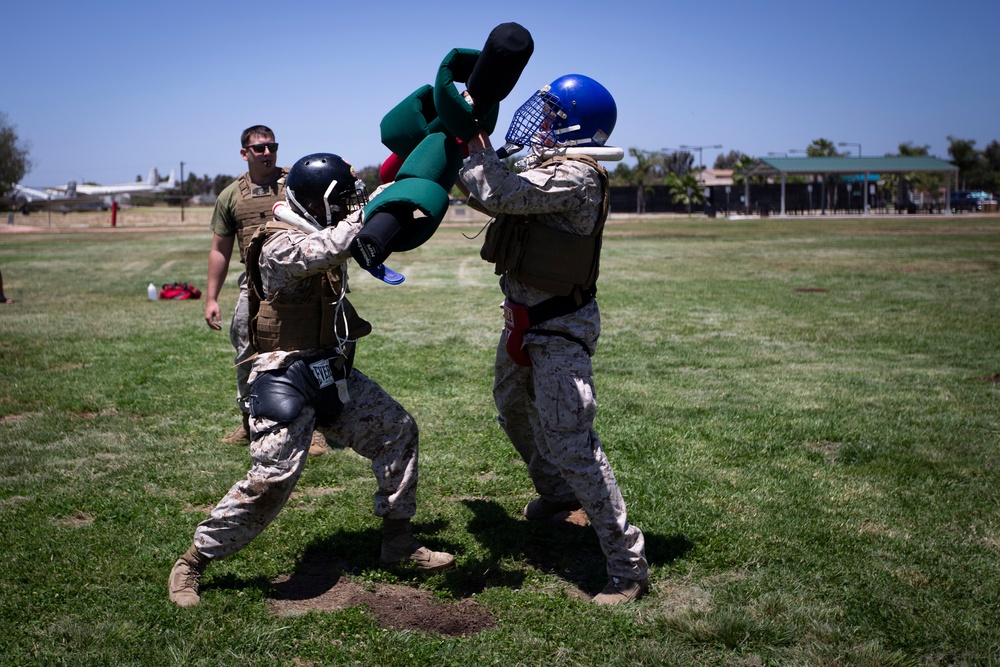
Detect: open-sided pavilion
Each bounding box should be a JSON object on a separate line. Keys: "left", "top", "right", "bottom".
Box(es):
{"left": 743, "top": 157, "right": 959, "bottom": 215}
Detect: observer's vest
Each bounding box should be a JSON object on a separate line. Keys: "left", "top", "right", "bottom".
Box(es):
{"left": 234, "top": 169, "right": 288, "bottom": 264}
{"left": 245, "top": 222, "right": 371, "bottom": 353}
{"left": 479, "top": 155, "right": 610, "bottom": 297}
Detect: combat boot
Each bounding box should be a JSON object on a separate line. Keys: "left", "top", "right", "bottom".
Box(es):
{"left": 592, "top": 576, "right": 649, "bottom": 605}
{"left": 522, "top": 496, "right": 582, "bottom": 521}
{"left": 168, "top": 545, "right": 211, "bottom": 607}
{"left": 308, "top": 431, "right": 329, "bottom": 457}
{"left": 380, "top": 518, "right": 455, "bottom": 572}
{"left": 221, "top": 412, "right": 250, "bottom": 444}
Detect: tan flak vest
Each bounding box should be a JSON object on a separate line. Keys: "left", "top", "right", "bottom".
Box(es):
{"left": 245, "top": 221, "right": 372, "bottom": 353}
{"left": 234, "top": 168, "right": 288, "bottom": 264}
{"left": 480, "top": 155, "right": 610, "bottom": 297}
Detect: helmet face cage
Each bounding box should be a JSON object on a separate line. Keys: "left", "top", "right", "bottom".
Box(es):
{"left": 505, "top": 85, "right": 566, "bottom": 148}
{"left": 505, "top": 74, "right": 616, "bottom": 150}
{"left": 286, "top": 154, "right": 367, "bottom": 228}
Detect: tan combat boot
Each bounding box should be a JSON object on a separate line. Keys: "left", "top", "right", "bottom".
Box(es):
{"left": 308, "top": 431, "right": 329, "bottom": 457}
{"left": 168, "top": 545, "right": 211, "bottom": 607}
{"left": 221, "top": 412, "right": 250, "bottom": 444}
{"left": 380, "top": 518, "right": 455, "bottom": 572}
{"left": 522, "top": 496, "right": 582, "bottom": 521}
{"left": 592, "top": 576, "right": 649, "bottom": 605}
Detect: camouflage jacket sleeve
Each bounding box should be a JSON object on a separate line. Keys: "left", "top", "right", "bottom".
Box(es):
{"left": 458, "top": 148, "right": 604, "bottom": 236}
{"left": 250, "top": 211, "right": 365, "bottom": 377}
{"left": 259, "top": 211, "right": 364, "bottom": 298}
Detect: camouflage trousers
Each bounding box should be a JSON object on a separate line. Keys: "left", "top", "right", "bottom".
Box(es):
{"left": 493, "top": 304, "right": 647, "bottom": 581}
{"left": 193, "top": 369, "right": 419, "bottom": 560}
{"left": 228, "top": 274, "right": 252, "bottom": 412}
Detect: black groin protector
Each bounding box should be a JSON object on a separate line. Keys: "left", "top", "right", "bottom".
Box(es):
{"left": 248, "top": 358, "right": 346, "bottom": 436}
{"left": 467, "top": 22, "right": 534, "bottom": 116}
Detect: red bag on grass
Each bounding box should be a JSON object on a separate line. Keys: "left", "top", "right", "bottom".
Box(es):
{"left": 158, "top": 282, "right": 202, "bottom": 300}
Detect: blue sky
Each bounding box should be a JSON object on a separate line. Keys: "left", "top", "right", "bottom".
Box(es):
{"left": 6, "top": 0, "right": 998, "bottom": 187}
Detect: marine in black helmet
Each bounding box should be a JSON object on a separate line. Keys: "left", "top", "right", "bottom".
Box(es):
{"left": 168, "top": 153, "right": 455, "bottom": 608}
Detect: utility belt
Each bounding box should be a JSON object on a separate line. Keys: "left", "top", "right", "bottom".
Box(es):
{"left": 248, "top": 345, "right": 355, "bottom": 436}
{"left": 502, "top": 290, "right": 595, "bottom": 367}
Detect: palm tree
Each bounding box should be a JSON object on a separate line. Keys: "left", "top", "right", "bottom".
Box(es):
{"left": 664, "top": 150, "right": 694, "bottom": 177}
{"left": 713, "top": 150, "right": 747, "bottom": 170}
{"left": 664, "top": 171, "right": 703, "bottom": 215}
{"left": 731, "top": 154, "right": 766, "bottom": 187}
{"left": 806, "top": 138, "right": 838, "bottom": 157}
{"left": 621, "top": 148, "right": 662, "bottom": 214}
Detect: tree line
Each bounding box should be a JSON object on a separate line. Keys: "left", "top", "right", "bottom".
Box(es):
{"left": 2, "top": 111, "right": 998, "bottom": 213}
{"left": 608, "top": 137, "right": 1000, "bottom": 213}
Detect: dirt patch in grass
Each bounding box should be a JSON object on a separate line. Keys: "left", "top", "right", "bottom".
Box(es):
{"left": 53, "top": 511, "right": 95, "bottom": 527}
{"left": 655, "top": 582, "right": 714, "bottom": 616}
{"left": 803, "top": 440, "right": 843, "bottom": 463}
{"left": 266, "top": 508, "right": 598, "bottom": 635}
{"left": 268, "top": 553, "right": 496, "bottom": 637}
{"left": 0, "top": 495, "right": 33, "bottom": 508}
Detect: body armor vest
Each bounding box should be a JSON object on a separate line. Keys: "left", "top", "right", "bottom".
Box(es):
{"left": 234, "top": 168, "right": 288, "bottom": 264}
{"left": 480, "top": 155, "right": 610, "bottom": 297}
{"left": 245, "top": 221, "right": 372, "bottom": 353}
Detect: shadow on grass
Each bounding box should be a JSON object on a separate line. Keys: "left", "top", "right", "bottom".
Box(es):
{"left": 202, "top": 519, "right": 457, "bottom": 600}
{"left": 200, "top": 505, "right": 693, "bottom": 603}
{"left": 457, "top": 499, "right": 694, "bottom": 597}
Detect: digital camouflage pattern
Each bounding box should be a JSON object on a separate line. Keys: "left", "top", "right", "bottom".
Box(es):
{"left": 193, "top": 208, "right": 421, "bottom": 560}
{"left": 460, "top": 147, "right": 648, "bottom": 581}
{"left": 194, "top": 374, "right": 419, "bottom": 559}
{"left": 247, "top": 213, "right": 364, "bottom": 377}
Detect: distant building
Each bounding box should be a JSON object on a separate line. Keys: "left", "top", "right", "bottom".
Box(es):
{"left": 696, "top": 169, "right": 734, "bottom": 187}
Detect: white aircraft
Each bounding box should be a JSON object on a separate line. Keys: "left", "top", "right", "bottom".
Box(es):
{"left": 70, "top": 167, "right": 179, "bottom": 196}
{"left": 4, "top": 182, "right": 108, "bottom": 213}
{"left": 5, "top": 168, "right": 180, "bottom": 213}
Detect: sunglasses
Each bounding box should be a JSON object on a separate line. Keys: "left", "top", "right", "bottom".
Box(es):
{"left": 246, "top": 142, "right": 279, "bottom": 154}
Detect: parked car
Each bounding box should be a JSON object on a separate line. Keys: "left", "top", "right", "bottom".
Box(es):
{"left": 950, "top": 190, "right": 991, "bottom": 212}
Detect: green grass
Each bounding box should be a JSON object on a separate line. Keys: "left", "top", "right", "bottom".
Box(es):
{"left": 1, "top": 215, "right": 999, "bottom": 666}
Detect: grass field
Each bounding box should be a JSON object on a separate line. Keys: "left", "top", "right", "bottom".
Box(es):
{"left": 1, "top": 213, "right": 998, "bottom": 666}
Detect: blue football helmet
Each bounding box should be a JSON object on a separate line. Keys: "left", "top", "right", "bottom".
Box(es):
{"left": 505, "top": 74, "right": 617, "bottom": 149}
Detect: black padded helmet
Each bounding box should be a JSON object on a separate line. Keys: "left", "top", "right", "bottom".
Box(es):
{"left": 285, "top": 153, "right": 368, "bottom": 227}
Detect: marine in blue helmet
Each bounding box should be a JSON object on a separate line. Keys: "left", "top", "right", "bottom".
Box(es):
{"left": 458, "top": 74, "right": 649, "bottom": 605}
{"left": 168, "top": 153, "right": 454, "bottom": 608}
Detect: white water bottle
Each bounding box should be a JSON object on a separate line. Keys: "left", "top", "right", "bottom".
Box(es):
{"left": 147, "top": 283, "right": 158, "bottom": 300}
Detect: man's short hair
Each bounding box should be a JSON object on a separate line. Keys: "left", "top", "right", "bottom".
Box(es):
{"left": 241, "top": 125, "right": 275, "bottom": 148}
